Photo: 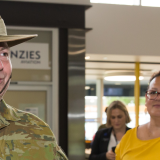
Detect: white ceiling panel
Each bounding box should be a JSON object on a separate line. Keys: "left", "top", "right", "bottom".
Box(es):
{"left": 85, "top": 54, "right": 160, "bottom": 85}
{"left": 86, "top": 54, "right": 160, "bottom": 63}
{"left": 85, "top": 70, "right": 105, "bottom": 74}
{"left": 86, "top": 62, "right": 135, "bottom": 69}
{"left": 140, "top": 64, "right": 160, "bottom": 70}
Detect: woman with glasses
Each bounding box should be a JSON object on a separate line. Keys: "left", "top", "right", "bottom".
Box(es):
{"left": 116, "top": 71, "right": 160, "bottom": 160}
{"left": 89, "top": 101, "right": 131, "bottom": 160}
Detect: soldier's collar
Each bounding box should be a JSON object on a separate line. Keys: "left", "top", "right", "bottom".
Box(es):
{"left": 0, "top": 99, "right": 21, "bottom": 122}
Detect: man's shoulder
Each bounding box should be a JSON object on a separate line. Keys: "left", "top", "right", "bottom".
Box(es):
{"left": 9, "top": 106, "right": 54, "bottom": 137}
{"left": 16, "top": 108, "right": 47, "bottom": 124}
{"left": 1, "top": 100, "right": 49, "bottom": 128}
{"left": 11, "top": 108, "right": 68, "bottom": 160}
{"left": 14, "top": 107, "right": 48, "bottom": 125}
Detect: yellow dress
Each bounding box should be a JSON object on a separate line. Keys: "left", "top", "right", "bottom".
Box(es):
{"left": 115, "top": 127, "right": 160, "bottom": 160}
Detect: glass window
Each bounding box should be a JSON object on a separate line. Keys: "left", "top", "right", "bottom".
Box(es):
{"left": 139, "top": 97, "right": 150, "bottom": 125}
{"left": 7, "top": 29, "right": 52, "bottom": 82}
{"left": 139, "top": 81, "right": 150, "bottom": 125}
{"left": 141, "top": 0, "right": 160, "bottom": 7}
{"left": 85, "top": 96, "right": 98, "bottom": 141}
{"left": 85, "top": 83, "right": 151, "bottom": 141}
{"left": 85, "top": 85, "right": 151, "bottom": 128}
{"left": 4, "top": 90, "right": 47, "bottom": 122}
{"left": 85, "top": 85, "right": 96, "bottom": 96}
{"left": 90, "top": 0, "right": 140, "bottom": 5}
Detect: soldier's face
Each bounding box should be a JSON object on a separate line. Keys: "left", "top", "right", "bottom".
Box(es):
{"left": 0, "top": 42, "right": 12, "bottom": 99}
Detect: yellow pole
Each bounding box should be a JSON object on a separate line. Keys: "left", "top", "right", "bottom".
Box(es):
{"left": 134, "top": 62, "right": 140, "bottom": 127}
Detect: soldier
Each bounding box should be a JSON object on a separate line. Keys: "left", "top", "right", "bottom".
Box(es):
{"left": 0, "top": 16, "right": 68, "bottom": 160}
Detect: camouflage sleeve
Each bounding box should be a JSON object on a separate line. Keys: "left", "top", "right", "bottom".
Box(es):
{"left": 40, "top": 120, "right": 68, "bottom": 160}
{"left": 47, "top": 126, "right": 68, "bottom": 160}
{"left": 15, "top": 110, "right": 69, "bottom": 160}
{"left": 43, "top": 139, "right": 68, "bottom": 160}
{"left": 56, "top": 145, "right": 68, "bottom": 160}
{"left": 31, "top": 115, "right": 69, "bottom": 160}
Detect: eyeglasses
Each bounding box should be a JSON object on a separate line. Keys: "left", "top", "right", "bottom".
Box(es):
{"left": 146, "top": 90, "right": 160, "bottom": 100}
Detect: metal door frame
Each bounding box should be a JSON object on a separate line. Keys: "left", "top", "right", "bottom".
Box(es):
{"left": 6, "top": 26, "right": 59, "bottom": 141}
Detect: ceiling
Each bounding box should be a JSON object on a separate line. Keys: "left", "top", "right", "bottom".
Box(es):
{"left": 85, "top": 53, "right": 160, "bottom": 85}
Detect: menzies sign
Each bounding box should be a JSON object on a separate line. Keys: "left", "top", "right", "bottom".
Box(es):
{"left": 10, "top": 43, "right": 50, "bottom": 70}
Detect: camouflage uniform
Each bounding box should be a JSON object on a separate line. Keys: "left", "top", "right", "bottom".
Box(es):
{"left": 0, "top": 100, "right": 68, "bottom": 160}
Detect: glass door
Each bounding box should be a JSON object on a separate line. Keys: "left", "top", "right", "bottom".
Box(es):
{"left": 4, "top": 85, "right": 52, "bottom": 128}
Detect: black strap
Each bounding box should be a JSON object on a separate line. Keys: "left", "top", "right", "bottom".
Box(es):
{"left": 0, "top": 73, "right": 12, "bottom": 94}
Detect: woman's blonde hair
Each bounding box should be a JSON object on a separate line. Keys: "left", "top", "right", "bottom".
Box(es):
{"left": 106, "top": 100, "right": 131, "bottom": 128}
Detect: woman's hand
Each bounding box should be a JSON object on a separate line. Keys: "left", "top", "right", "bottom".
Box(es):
{"left": 106, "top": 150, "right": 115, "bottom": 160}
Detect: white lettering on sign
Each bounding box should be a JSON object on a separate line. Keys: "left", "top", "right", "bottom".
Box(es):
{"left": 10, "top": 43, "right": 50, "bottom": 69}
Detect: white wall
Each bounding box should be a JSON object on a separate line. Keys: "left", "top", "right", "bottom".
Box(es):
{"left": 86, "top": 3, "right": 160, "bottom": 56}
{"left": 6, "top": 0, "right": 90, "bottom": 5}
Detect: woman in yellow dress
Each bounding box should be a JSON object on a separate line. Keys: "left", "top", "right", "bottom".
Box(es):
{"left": 115, "top": 71, "right": 160, "bottom": 160}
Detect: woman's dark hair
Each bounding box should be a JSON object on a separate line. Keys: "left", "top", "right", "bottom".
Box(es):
{"left": 149, "top": 71, "right": 160, "bottom": 85}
